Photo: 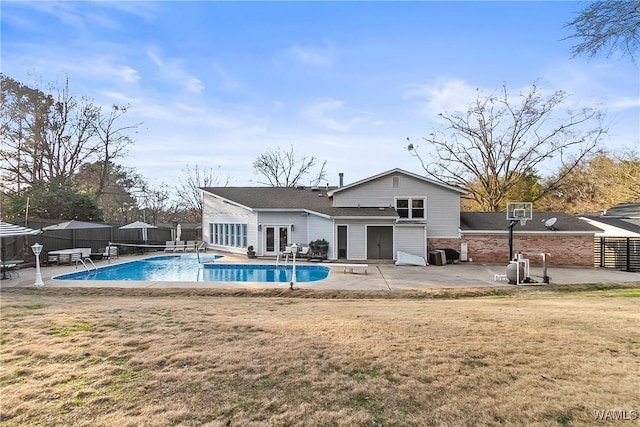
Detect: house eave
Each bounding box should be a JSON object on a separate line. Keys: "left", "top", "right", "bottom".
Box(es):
{"left": 327, "top": 168, "right": 468, "bottom": 196}
{"left": 461, "top": 230, "right": 598, "bottom": 235}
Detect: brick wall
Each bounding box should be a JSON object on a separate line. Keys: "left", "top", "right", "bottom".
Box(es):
{"left": 429, "top": 234, "right": 595, "bottom": 266}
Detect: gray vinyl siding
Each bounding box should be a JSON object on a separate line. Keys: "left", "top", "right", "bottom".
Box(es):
{"left": 308, "top": 214, "right": 334, "bottom": 259}
{"left": 333, "top": 173, "right": 460, "bottom": 238}
{"left": 257, "top": 212, "right": 309, "bottom": 254}
{"left": 349, "top": 224, "right": 367, "bottom": 260}
{"left": 337, "top": 218, "right": 395, "bottom": 261}
{"left": 395, "top": 225, "right": 427, "bottom": 258}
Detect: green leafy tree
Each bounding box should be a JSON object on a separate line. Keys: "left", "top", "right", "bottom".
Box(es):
{"left": 6, "top": 181, "right": 103, "bottom": 221}
{"left": 73, "top": 162, "right": 143, "bottom": 223}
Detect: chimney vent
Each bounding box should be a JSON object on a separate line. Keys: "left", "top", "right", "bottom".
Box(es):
{"left": 339, "top": 172, "right": 344, "bottom": 188}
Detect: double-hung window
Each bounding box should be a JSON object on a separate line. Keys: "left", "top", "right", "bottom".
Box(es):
{"left": 395, "top": 197, "right": 425, "bottom": 219}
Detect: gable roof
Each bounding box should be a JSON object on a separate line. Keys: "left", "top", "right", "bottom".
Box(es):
{"left": 460, "top": 212, "right": 602, "bottom": 233}
{"left": 327, "top": 168, "right": 467, "bottom": 196}
{"left": 200, "top": 186, "right": 399, "bottom": 218}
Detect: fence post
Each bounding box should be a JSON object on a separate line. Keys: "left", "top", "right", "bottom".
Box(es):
{"left": 626, "top": 237, "right": 631, "bottom": 272}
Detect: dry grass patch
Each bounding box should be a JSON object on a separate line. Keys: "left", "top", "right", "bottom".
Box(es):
{"left": 1, "top": 286, "right": 638, "bottom": 426}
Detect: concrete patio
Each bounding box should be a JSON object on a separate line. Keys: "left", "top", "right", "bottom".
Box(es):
{"left": 1, "top": 251, "right": 638, "bottom": 291}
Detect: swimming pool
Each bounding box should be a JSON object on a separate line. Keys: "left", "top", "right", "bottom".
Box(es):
{"left": 52, "top": 255, "right": 331, "bottom": 283}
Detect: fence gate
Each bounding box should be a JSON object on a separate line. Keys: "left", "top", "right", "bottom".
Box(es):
{"left": 594, "top": 237, "right": 640, "bottom": 272}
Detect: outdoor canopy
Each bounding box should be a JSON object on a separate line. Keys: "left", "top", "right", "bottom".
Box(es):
{"left": 42, "top": 220, "right": 111, "bottom": 231}
{"left": 0, "top": 221, "right": 42, "bottom": 237}
{"left": 119, "top": 221, "right": 157, "bottom": 241}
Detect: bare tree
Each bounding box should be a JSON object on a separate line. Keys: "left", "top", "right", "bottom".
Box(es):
{"left": 407, "top": 83, "right": 606, "bottom": 211}
{"left": 538, "top": 152, "right": 640, "bottom": 214}
{"left": 564, "top": 1, "right": 640, "bottom": 61}
{"left": 1, "top": 75, "right": 138, "bottom": 191}
{"left": 175, "top": 164, "right": 229, "bottom": 220}
{"left": 93, "top": 104, "right": 140, "bottom": 199}
{"left": 252, "top": 144, "right": 327, "bottom": 187}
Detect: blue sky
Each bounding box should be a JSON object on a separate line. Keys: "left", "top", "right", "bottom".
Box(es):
{"left": 2, "top": 1, "right": 638, "bottom": 188}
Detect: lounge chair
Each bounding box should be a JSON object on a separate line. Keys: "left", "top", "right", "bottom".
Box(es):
{"left": 164, "top": 241, "right": 175, "bottom": 252}
{"left": 184, "top": 241, "right": 196, "bottom": 252}
{"left": 174, "top": 241, "right": 186, "bottom": 252}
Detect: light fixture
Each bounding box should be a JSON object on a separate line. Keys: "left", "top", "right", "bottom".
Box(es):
{"left": 258, "top": 224, "right": 262, "bottom": 231}
{"left": 291, "top": 224, "right": 295, "bottom": 231}
{"left": 31, "top": 243, "right": 44, "bottom": 287}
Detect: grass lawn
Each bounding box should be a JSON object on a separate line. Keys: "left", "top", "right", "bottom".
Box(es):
{"left": 1, "top": 285, "right": 639, "bottom": 426}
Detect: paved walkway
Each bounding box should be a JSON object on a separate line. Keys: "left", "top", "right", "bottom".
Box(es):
{"left": 2, "top": 252, "right": 638, "bottom": 291}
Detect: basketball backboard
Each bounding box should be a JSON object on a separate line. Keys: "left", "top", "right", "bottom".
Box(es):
{"left": 506, "top": 202, "right": 533, "bottom": 226}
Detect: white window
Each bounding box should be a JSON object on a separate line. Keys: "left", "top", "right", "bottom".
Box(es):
{"left": 210, "top": 223, "right": 248, "bottom": 249}
{"left": 395, "top": 198, "right": 425, "bottom": 219}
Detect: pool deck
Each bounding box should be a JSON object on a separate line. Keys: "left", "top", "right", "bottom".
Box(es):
{"left": 1, "top": 251, "right": 638, "bottom": 291}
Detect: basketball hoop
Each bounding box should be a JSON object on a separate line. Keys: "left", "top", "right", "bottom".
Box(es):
{"left": 506, "top": 202, "right": 534, "bottom": 261}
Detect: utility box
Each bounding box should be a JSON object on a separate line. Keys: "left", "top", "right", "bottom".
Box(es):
{"left": 460, "top": 243, "right": 468, "bottom": 262}
{"left": 429, "top": 250, "right": 446, "bottom": 266}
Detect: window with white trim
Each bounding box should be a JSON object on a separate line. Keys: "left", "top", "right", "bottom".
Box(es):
{"left": 395, "top": 198, "right": 425, "bottom": 219}
{"left": 210, "top": 223, "right": 248, "bottom": 249}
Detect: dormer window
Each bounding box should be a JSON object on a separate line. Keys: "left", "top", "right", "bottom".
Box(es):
{"left": 395, "top": 197, "right": 425, "bottom": 219}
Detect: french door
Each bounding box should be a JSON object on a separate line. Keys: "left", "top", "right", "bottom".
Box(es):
{"left": 265, "top": 226, "right": 288, "bottom": 256}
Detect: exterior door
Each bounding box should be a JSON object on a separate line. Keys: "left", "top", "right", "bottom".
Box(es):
{"left": 337, "top": 225, "right": 348, "bottom": 259}
{"left": 265, "top": 226, "right": 288, "bottom": 256}
{"left": 367, "top": 226, "right": 394, "bottom": 259}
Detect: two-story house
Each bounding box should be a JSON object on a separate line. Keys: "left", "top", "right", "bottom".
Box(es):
{"left": 200, "top": 168, "right": 467, "bottom": 261}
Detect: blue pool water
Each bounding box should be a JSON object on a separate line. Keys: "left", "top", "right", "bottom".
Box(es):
{"left": 53, "top": 255, "right": 330, "bottom": 283}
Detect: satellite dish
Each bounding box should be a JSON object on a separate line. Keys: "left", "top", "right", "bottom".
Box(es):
{"left": 543, "top": 217, "right": 557, "bottom": 230}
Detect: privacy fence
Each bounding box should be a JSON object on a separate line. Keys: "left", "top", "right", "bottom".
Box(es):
{"left": 1, "top": 219, "right": 199, "bottom": 263}
{"left": 594, "top": 237, "right": 640, "bottom": 272}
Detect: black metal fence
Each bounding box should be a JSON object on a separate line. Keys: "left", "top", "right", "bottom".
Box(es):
{"left": 594, "top": 237, "right": 640, "bottom": 272}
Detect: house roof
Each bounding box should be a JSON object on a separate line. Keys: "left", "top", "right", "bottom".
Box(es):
{"left": 579, "top": 216, "right": 640, "bottom": 235}
{"left": 602, "top": 203, "right": 640, "bottom": 218}
{"left": 460, "top": 212, "right": 602, "bottom": 233}
{"left": 200, "top": 186, "right": 399, "bottom": 218}
{"left": 327, "top": 168, "right": 468, "bottom": 196}
{"left": 580, "top": 203, "right": 640, "bottom": 236}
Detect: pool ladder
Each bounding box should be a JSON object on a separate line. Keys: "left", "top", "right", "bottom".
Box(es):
{"left": 75, "top": 257, "right": 98, "bottom": 271}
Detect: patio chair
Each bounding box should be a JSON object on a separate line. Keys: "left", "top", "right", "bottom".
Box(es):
{"left": 99, "top": 245, "right": 118, "bottom": 263}
{"left": 164, "top": 241, "right": 175, "bottom": 252}
{"left": 174, "top": 241, "right": 186, "bottom": 252}
{"left": 298, "top": 245, "right": 311, "bottom": 259}
{"left": 1, "top": 261, "right": 19, "bottom": 279}
{"left": 184, "top": 241, "right": 196, "bottom": 252}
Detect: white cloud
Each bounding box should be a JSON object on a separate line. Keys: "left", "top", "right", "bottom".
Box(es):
{"left": 277, "top": 42, "right": 334, "bottom": 67}
{"left": 403, "top": 78, "right": 479, "bottom": 116}
{"left": 146, "top": 47, "right": 204, "bottom": 94}
{"left": 303, "top": 99, "right": 371, "bottom": 132}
